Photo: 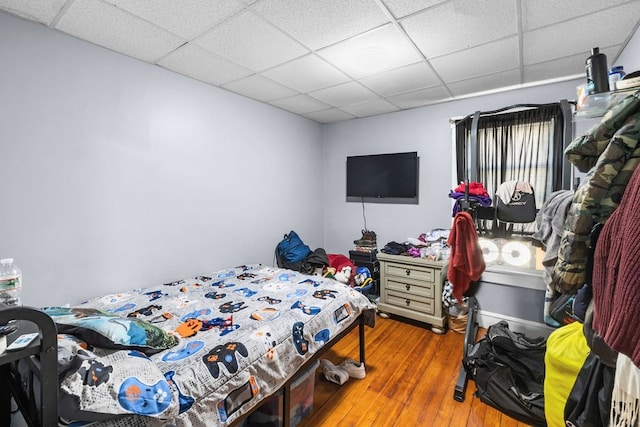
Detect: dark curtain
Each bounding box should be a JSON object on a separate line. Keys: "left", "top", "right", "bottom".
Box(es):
{"left": 455, "top": 103, "right": 565, "bottom": 207}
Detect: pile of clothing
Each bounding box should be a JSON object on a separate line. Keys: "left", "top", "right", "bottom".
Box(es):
{"left": 380, "top": 228, "right": 451, "bottom": 261}
{"left": 448, "top": 181, "right": 492, "bottom": 217}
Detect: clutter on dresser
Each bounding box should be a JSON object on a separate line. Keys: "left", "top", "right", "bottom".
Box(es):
{"left": 380, "top": 228, "right": 451, "bottom": 262}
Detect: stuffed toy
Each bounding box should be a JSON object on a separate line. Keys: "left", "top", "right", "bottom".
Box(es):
{"left": 354, "top": 266, "right": 372, "bottom": 288}
{"left": 334, "top": 266, "right": 352, "bottom": 284}
{"left": 325, "top": 254, "right": 355, "bottom": 285}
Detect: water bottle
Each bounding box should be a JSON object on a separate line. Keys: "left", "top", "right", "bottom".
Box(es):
{"left": 585, "top": 47, "right": 609, "bottom": 94}
{"left": 608, "top": 65, "right": 625, "bottom": 91}
{"left": 0, "top": 258, "right": 22, "bottom": 306}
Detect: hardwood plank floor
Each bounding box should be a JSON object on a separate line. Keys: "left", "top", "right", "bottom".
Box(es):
{"left": 298, "top": 315, "right": 533, "bottom": 427}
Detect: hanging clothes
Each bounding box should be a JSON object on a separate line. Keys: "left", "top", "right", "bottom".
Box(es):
{"left": 553, "top": 89, "right": 640, "bottom": 294}
{"left": 610, "top": 353, "right": 640, "bottom": 426}
{"left": 448, "top": 181, "right": 492, "bottom": 217}
{"left": 531, "top": 190, "right": 574, "bottom": 326}
{"left": 447, "top": 211, "right": 485, "bottom": 301}
{"left": 592, "top": 162, "right": 640, "bottom": 367}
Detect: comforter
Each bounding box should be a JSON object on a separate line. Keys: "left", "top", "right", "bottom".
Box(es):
{"left": 52, "top": 264, "right": 376, "bottom": 426}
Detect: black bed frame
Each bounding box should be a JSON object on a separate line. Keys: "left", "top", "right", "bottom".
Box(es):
{"left": 0, "top": 304, "right": 367, "bottom": 427}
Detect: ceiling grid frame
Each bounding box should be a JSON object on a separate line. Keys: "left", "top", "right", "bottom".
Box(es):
{"left": 0, "top": 0, "right": 637, "bottom": 123}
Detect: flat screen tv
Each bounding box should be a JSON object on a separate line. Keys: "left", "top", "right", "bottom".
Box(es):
{"left": 346, "top": 151, "right": 419, "bottom": 202}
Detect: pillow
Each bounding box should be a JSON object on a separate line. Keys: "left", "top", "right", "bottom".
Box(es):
{"left": 43, "top": 306, "right": 178, "bottom": 354}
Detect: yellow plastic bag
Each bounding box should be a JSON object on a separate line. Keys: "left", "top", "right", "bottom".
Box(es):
{"left": 544, "top": 321, "right": 590, "bottom": 427}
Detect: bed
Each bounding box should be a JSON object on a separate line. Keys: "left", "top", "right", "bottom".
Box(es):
{"left": 1, "top": 263, "right": 376, "bottom": 427}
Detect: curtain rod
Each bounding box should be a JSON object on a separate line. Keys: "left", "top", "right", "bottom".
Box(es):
{"left": 448, "top": 101, "right": 572, "bottom": 124}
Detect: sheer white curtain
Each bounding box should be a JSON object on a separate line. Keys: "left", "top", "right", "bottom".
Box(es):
{"left": 454, "top": 104, "right": 565, "bottom": 234}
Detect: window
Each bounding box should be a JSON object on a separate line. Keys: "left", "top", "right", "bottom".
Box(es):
{"left": 454, "top": 103, "right": 567, "bottom": 235}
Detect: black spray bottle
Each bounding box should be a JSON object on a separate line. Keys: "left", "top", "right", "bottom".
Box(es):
{"left": 585, "top": 47, "right": 609, "bottom": 94}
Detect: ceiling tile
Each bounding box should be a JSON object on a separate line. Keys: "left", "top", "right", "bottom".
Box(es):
{"left": 523, "top": 54, "right": 585, "bottom": 84}
{"left": 381, "top": 0, "right": 447, "bottom": 19}
{"left": 108, "top": 0, "right": 245, "bottom": 40}
{"left": 400, "top": 0, "right": 517, "bottom": 58}
{"left": 308, "top": 81, "right": 379, "bottom": 107}
{"left": 523, "top": 4, "right": 640, "bottom": 65}
{"left": 302, "top": 108, "right": 357, "bottom": 124}
{"left": 262, "top": 54, "right": 350, "bottom": 93}
{"left": 0, "top": 0, "right": 66, "bottom": 24}
{"left": 268, "top": 94, "right": 331, "bottom": 114}
{"left": 521, "top": 0, "right": 630, "bottom": 31}
{"left": 195, "top": 10, "right": 308, "bottom": 72}
{"left": 386, "top": 85, "right": 451, "bottom": 109}
{"left": 523, "top": 46, "right": 620, "bottom": 83}
{"left": 317, "top": 24, "right": 423, "bottom": 78}
{"left": 55, "top": 0, "right": 184, "bottom": 63}
{"left": 360, "top": 62, "right": 440, "bottom": 96}
{"left": 339, "top": 99, "right": 400, "bottom": 118}
{"left": 430, "top": 37, "right": 520, "bottom": 83}
{"left": 1, "top": 0, "right": 639, "bottom": 122}
{"left": 254, "top": 0, "right": 389, "bottom": 49}
{"left": 447, "top": 69, "right": 521, "bottom": 97}
{"left": 222, "top": 74, "right": 299, "bottom": 102}
{"left": 157, "top": 43, "right": 252, "bottom": 86}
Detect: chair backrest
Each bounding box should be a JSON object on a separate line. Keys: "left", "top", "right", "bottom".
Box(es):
{"left": 495, "top": 181, "right": 537, "bottom": 223}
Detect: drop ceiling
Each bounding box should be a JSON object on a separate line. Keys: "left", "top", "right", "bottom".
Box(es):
{"left": 1, "top": 0, "right": 639, "bottom": 123}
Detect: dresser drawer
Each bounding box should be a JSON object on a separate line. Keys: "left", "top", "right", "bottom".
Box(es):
{"left": 385, "top": 263, "right": 435, "bottom": 283}
{"left": 386, "top": 278, "right": 434, "bottom": 299}
{"left": 385, "top": 291, "right": 434, "bottom": 315}
{"left": 377, "top": 253, "right": 446, "bottom": 329}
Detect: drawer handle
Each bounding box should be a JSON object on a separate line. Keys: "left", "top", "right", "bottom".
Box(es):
{"left": 405, "top": 269, "right": 411, "bottom": 276}
{"left": 405, "top": 299, "right": 411, "bottom": 306}
{"left": 405, "top": 284, "right": 411, "bottom": 291}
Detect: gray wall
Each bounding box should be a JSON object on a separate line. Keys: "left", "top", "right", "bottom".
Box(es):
{"left": 616, "top": 24, "right": 640, "bottom": 72}
{"left": 0, "top": 13, "right": 324, "bottom": 307}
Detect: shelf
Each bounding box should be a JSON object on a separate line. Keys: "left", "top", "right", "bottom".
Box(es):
{"left": 575, "top": 87, "right": 639, "bottom": 119}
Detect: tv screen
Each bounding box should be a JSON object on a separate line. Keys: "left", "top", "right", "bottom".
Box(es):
{"left": 346, "top": 152, "right": 418, "bottom": 200}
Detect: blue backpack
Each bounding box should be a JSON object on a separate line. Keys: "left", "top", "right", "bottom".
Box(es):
{"left": 276, "top": 231, "right": 311, "bottom": 267}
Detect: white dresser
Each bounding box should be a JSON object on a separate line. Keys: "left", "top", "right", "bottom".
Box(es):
{"left": 377, "top": 252, "right": 446, "bottom": 333}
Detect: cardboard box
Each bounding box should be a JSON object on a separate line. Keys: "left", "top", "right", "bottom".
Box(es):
{"left": 246, "top": 360, "right": 319, "bottom": 427}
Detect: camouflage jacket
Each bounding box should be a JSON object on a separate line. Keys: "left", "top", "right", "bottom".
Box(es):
{"left": 553, "top": 89, "right": 640, "bottom": 293}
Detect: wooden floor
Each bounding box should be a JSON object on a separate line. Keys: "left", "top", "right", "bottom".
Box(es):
{"left": 298, "top": 315, "right": 532, "bottom": 427}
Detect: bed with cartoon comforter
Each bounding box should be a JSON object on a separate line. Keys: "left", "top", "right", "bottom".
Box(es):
{"left": 44, "top": 264, "right": 376, "bottom": 426}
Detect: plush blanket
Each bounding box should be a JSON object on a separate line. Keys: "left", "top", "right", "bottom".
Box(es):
{"left": 51, "top": 264, "right": 375, "bottom": 426}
